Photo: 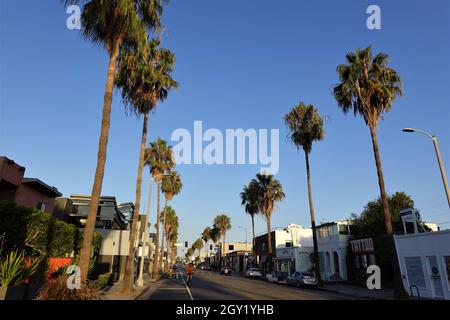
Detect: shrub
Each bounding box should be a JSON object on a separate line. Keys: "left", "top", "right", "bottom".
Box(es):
{"left": 36, "top": 276, "right": 101, "bottom": 300}
{"left": 92, "top": 272, "right": 115, "bottom": 289}
{"left": 0, "top": 250, "right": 41, "bottom": 287}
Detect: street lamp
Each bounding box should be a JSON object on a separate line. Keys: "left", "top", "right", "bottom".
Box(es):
{"left": 403, "top": 128, "right": 450, "bottom": 209}
{"left": 137, "top": 173, "right": 169, "bottom": 287}
{"left": 238, "top": 226, "right": 248, "bottom": 251}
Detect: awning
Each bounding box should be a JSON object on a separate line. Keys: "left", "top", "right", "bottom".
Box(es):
{"left": 260, "top": 255, "right": 268, "bottom": 264}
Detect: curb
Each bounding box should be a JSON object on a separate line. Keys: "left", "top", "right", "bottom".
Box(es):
{"left": 134, "top": 278, "right": 163, "bottom": 300}
{"left": 315, "top": 286, "right": 391, "bottom": 300}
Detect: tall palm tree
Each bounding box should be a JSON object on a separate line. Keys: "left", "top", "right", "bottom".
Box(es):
{"left": 333, "top": 46, "right": 402, "bottom": 235}
{"left": 117, "top": 38, "right": 178, "bottom": 291}
{"left": 251, "top": 174, "right": 285, "bottom": 274}
{"left": 160, "top": 171, "right": 182, "bottom": 271}
{"left": 213, "top": 214, "right": 231, "bottom": 265}
{"left": 284, "top": 102, "right": 325, "bottom": 282}
{"left": 201, "top": 227, "right": 212, "bottom": 259}
{"left": 209, "top": 226, "right": 220, "bottom": 259}
{"left": 64, "top": 0, "right": 166, "bottom": 282}
{"left": 144, "top": 138, "right": 175, "bottom": 277}
{"left": 240, "top": 183, "right": 259, "bottom": 265}
{"left": 162, "top": 206, "right": 178, "bottom": 267}
{"left": 193, "top": 238, "right": 204, "bottom": 259}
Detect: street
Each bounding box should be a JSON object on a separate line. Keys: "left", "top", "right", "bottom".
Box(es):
{"left": 145, "top": 268, "right": 353, "bottom": 300}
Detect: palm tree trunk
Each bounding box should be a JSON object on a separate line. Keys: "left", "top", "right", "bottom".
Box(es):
{"left": 266, "top": 217, "right": 272, "bottom": 274}
{"left": 222, "top": 233, "right": 226, "bottom": 266}
{"left": 251, "top": 215, "right": 256, "bottom": 265}
{"left": 160, "top": 200, "right": 168, "bottom": 272}
{"left": 369, "top": 126, "right": 392, "bottom": 235}
{"left": 79, "top": 38, "right": 121, "bottom": 283}
{"left": 121, "top": 112, "right": 149, "bottom": 293}
{"left": 152, "top": 180, "right": 162, "bottom": 278}
{"left": 305, "top": 151, "right": 321, "bottom": 283}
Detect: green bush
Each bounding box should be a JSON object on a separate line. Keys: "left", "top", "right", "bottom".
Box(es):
{"left": 92, "top": 272, "right": 115, "bottom": 289}
{"left": 0, "top": 201, "right": 102, "bottom": 259}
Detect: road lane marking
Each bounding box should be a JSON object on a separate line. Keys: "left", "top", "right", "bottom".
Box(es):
{"left": 179, "top": 271, "right": 194, "bottom": 301}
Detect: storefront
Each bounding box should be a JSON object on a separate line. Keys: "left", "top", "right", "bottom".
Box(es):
{"left": 395, "top": 230, "right": 450, "bottom": 300}
{"left": 274, "top": 247, "right": 313, "bottom": 275}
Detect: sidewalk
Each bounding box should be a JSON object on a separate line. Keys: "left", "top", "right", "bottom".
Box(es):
{"left": 100, "top": 274, "right": 158, "bottom": 300}
{"left": 318, "top": 283, "right": 394, "bottom": 300}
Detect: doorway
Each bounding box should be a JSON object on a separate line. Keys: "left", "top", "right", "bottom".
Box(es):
{"left": 427, "top": 256, "right": 444, "bottom": 298}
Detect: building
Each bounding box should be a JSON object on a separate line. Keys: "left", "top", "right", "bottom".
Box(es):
{"left": 395, "top": 230, "right": 450, "bottom": 300}
{"left": 316, "top": 220, "right": 352, "bottom": 282}
{"left": 0, "top": 156, "right": 62, "bottom": 213}
{"left": 53, "top": 194, "right": 134, "bottom": 230}
{"left": 96, "top": 214, "right": 154, "bottom": 279}
{"left": 254, "top": 224, "right": 313, "bottom": 275}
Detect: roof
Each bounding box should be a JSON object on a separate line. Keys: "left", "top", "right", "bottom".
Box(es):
{"left": 22, "top": 178, "right": 62, "bottom": 197}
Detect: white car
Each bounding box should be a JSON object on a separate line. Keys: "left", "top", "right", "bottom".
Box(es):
{"left": 246, "top": 268, "right": 262, "bottom": 279}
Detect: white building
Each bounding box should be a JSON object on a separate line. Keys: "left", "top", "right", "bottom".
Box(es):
{"left": 316, "top": 221, "right": 352, "bottom": 282}
{"left": 394, "top": 209, "right": 450, "bottom": 300}
{"left": 395, "top": 230, "right": 450, "bottom": 300}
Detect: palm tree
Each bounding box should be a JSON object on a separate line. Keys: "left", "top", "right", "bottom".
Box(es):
{"left": 144, "top": 138, "right": 175, "bottom": 277}
{"left": 251, "top": 174, "right": 285, "bottom": 273}
{"left": 65, "top": 0, "right": 166, "bottom": 282}
{"left": 117, "top": 38, "right": 178, "bottom": 291}
{"left": 213, "top": 214, "right": 231, "bottom": 265}
{"left": 201, "top": 227, "right": 212, "bottom": 259}
{"left": 333, "top": 46, "right": 402, "bottom": 235}
{"left": 160, "top": 171, "right": 182, "bottom": 271}
{"left": 162, "top": 206, "right": 178, "bottom": 267}
{"left": 209, "top": 226, "right": 220, "bottom": 258}
{"left": 284, "top": 102, "right": 325, "bottom": 282}
{"left": 193, "top": 238, "right": 204, "bottom": 259}
{"left": 240, "top": 183, "right": 259, "bottom": 265}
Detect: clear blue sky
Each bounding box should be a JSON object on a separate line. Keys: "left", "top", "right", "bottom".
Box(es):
{"left": 1, "top": 1, "right": 450, "bottom": 252}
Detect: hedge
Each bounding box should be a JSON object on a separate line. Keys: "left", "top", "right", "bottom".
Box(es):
{"left": 0, "top": 200, "right": 102, "bottom": 259}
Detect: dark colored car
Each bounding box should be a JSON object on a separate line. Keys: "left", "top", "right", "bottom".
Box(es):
{"left": 220, "top": 267, "right": 232, "bottom": 275}
{"left": 286, "top": 271, "right": 318, "bottom": 288}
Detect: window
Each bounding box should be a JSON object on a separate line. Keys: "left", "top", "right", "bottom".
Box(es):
{"left": 36, "top": 202, "right": 46, "bottom": 212}
{"left": 404, "top": 257, "right": 426, "bottom": 288}
{"left": 339, "top": 224, "right": 349, "bottom": 235}
{"left": 285, "top": 241, "right": 293, "bottom": 247}
{"left": 228, "top": 245, "right": 234, "bottom": 251}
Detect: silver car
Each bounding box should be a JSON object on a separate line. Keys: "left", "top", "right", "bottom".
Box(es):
{"left": 286, "top": 271, "right": 318, "bottom": 288}
{"left": 246, "top": 268, "right": 263, "bottom": 279}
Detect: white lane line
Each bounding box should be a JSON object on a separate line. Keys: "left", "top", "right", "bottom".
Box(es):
{"left": 179, "top": 271, "right": 194, "bottom": 301}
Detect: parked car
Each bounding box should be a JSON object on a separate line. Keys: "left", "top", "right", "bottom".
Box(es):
{"left": 220, "top": 267, "right": 232, "bottom": 275}
{"left": 246, "top": 268, "right": 262, "bottom": 279}
{"left": 286, "top": 271, "right": 318, "bottom": 288}
{"left": 266, "top": 271, "right": 288, "bottom": 284}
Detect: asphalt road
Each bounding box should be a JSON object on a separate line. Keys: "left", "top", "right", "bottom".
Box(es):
{"left": 147, "top": 268, "right": 352, "bottom": 300}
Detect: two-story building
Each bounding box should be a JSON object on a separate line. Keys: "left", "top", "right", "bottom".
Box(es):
{"left": 0, "top": 156, "right": 62, "bottom": 213}
{"left": 254, "top": 224, "right": 313, "bottom": 275}
{"left": 316, "top": 220, "right": 352, "bottom": 282}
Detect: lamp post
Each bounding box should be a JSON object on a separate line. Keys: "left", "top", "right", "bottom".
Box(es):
{"left": 110, "top": 241, "right": 115, "bottom": 273}
{"left": 403, "top": 128, "right": 450, "bottom": 209}
{"left": 137, "top": 173, "right": 168, "bottom": 287}
{"left": 238, "top": 226, "right": 248, "bottom": 251}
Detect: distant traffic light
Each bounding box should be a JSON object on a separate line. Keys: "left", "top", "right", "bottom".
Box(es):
{"left": 185, "top": 241, "right": 188, "bottom": 248}
{"left": 210, "top": 244, "right": 213, "bottom": 250}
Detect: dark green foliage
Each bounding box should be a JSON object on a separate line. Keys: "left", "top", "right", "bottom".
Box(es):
{"left": 0, "top": 201, "right": 102, "bottom": 258}
{"left": 92, "top": 272, "right": 116, "bottom": 289}
{"left": 350, "top": 192, "right": 426, "bottom": 236}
